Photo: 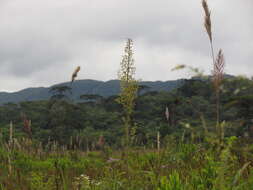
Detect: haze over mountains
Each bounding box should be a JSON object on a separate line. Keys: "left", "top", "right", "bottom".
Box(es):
{"left": 0, "top": 79, "right": 183, "bottom": 105}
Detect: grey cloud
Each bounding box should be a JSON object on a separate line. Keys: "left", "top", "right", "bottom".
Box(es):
{"left": 0, "top": 0, "right": 252, "bottom": 91}
{"left": 0, "top": 40, "right": 70, "bottom": 77}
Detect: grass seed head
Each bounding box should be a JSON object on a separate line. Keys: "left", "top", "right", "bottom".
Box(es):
{"left": 212, "top": 49, "right": 225, "bottom": 91}
{"left": 202, "top": 0, "right": 212, "bottom": 42}
{"left": 71, "top": 66, "right": 81, "bottom": 83}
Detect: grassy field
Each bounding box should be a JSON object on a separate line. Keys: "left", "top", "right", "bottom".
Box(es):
{"left": 0, "top": 136, "right": 253, "bottom": 190}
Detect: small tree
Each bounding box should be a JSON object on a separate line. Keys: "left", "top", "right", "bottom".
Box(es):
{"left": 117, "top": 39, "right": 138, "bottom": 148}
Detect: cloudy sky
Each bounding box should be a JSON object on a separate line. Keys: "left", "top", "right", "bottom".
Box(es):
{"left": 0, "top": 0, "right": 252, "bottom": 92}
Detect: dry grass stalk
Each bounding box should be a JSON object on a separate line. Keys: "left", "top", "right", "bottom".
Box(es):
{"left": 157, "top": 131, "right": 160, "bottom": 151}
{"left": 71, "top": 66, "right": 81, "bottom": 83}
{"left": 7, "top": 154, "right": 12, "bottom": 175}
{"left": 9, "top": 121, "right": 13, "bottom": 147}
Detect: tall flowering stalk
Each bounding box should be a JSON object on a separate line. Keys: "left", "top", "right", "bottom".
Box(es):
{"left": 117, "top": 39, "right": 138, "bottom": 148}
{"left": 213, "top": 50, "right": 225, "bottom": 140}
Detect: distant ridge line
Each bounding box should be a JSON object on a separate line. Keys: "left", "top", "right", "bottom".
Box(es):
{"left": 0, "top": 78, "right": 190, "bottom": 104}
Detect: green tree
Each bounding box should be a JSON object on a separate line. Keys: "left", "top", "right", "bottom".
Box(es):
{"left": 80, "top": 94, "right": 103, "bottom": 105}
{"left": 137, "top": 85, "right": 150, "bottom": 96}
{"left": 49, "top": 85, "right": 72, "bottom": 100}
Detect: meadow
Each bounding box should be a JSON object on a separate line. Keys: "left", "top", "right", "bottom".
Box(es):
{"left": 1, "top": 135, "right": 253, "bottom": 190}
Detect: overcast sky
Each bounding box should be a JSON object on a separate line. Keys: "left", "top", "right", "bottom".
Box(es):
{"left": 0, "top": 0, "right": 252, "bottom": 92}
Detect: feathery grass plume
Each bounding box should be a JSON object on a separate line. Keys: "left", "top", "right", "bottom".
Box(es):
{"left": 213, "top": 49, "right": 225, "bottom": 92}
{"left": 212, "top": 49, "right": 225, "bottom": 138}
{"left": 202, "top": 0, "right": 215, "bottom": 64}
{"left": 202, "top": 0, "right": 212, "bottom": 42}
{"left": 71, "top": 66, "right": 81, "bottom": 84}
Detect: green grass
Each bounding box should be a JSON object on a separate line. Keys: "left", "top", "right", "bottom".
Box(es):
{"left": 0, "top": 136, "right": 252, "bottom": 190}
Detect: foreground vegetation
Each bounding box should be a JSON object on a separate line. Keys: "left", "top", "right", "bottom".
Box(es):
{"left": 1, "top": 135, "right": 253, "bottom": 190}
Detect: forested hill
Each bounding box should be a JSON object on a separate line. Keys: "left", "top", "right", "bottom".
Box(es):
{"left": 0, "top": 79, "right": 184, "bottom": 104}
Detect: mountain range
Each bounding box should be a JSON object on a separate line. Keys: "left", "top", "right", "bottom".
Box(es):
{"left": 0, "top": 79, "right": 184, "bottom": 105}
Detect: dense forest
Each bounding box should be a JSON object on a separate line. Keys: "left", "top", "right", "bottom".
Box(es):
{"left": 1, "top": 76, "right": 253, "bottom": 148}
{"left": 1, "top": 75, "right": 253, "bottom": 189}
